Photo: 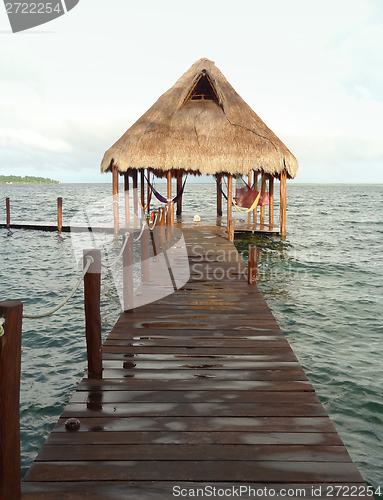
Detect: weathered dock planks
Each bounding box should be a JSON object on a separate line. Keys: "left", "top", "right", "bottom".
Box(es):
{"left": 21, "top": 227, "right": 368, "bottom": 499}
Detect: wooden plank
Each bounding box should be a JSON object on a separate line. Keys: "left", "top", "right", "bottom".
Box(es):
{"left": 100, "top": 360, "right": 302, "bottom": 370}
{"left": 60, "top": 402, "right": 327, "bottom": 418}
{"left": 36, "top": 444, "right": 352, "bottom": 462}
{"left": 76, "top": 379, "right": 315, "bottom": 392}
{"left": 45, "top": 431, "right": 344, "bottom": 446}
{"left": 21, "top": 482, "right": 371, "bottom": 500}
{"left": 24, "top": 460, "right": 365, "bottom": 483}
{"left": 52, "top": 416, "right": 339, "bottom": 433}
{"left": 101, "top": 346, "right": 295, "bottom": 355}
{"left": 68, "top": 389, "right": 320, "bottom": 404}
{"left": 97, "top": 368, "right": 308, "bottom": 381}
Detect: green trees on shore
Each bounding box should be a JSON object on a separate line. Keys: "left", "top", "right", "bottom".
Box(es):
{"left": 0, "top": 175, "right": 60, "bottom": 184}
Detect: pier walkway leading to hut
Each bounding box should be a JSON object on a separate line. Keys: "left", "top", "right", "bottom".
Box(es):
{"left": 21, "top": 227, "right": 367, "bottom": 499}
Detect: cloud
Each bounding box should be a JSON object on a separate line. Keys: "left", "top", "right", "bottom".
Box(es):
{"left": 0, "top": 128, "right": 71, "bottom": 153}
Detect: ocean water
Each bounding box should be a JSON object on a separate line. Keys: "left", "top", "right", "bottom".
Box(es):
{"left": 0, "top": 182, "right": 382, "bottom": 491}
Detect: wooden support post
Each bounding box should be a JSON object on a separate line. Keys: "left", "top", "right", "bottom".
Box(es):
{"left": 146, "top": 169, "right": 151, "bottom": 214}
{"left": 228, "top": 219, "right": 235, "bottom": 242}
{"left": 57, "top": 197, "right": 63, "bottom": 233}
{"left": 167, "top": 201, "right": 174, "bottom": 226}
{"left": 247, "top": 171, "right": 253, "bottom": 225}
{"left": 141, "top": 220, "right": 150, "bottom": 283}
{"left": 216, "top": 173, "right": 222, "bottom": 216}
{"left": 123, "top": 232, "right": 134, "bottom": 312}
{"left": 157, "top": 206, "right": 166, "bottom": 253}
{"left": 269, "top": 176, "right": 274, "bottom": 227}
{"left": 140, "top": 169, "right": 145, "bottom": 212}
{"left": 5, "top": 197, "right": 10, "bottom": 228}
{"left": 260, "top": 172, "right": 266, "bottom": 226}
{"left": 158, "top": 206, "right": 165, "bottom": 231}
{"left": 132, "top": 170, "right": 138, "bottom": 217}
{"left": 227, "top": 174, "right": 233, "bottom": 235}
{"left": 280, "top": 170, "right": 287, "bottom": 236}
{"left": 0, "top": 300, "right": 23, "bottom": 500}
{"left": 176, "top": 170, "right": 182, "bottom": 216}
{"left": 253, "top": 171, "right": 258, "bottom": 223}
{"left": 166, "top": 170, "right": 172, "bottom": 224}
{"left": 112, "top": 162, "right": 119, "bottom": 234}
{"left": 248, "top": 246, "right": 260, "bottom": 285}
{"left": 124, "top": 173, "right": 130, "bottom": 227}
{"left": 83, "top": 250, "right": 102, "bottom": 378}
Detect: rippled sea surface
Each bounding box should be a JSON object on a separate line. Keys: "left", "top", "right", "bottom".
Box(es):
{"left": 0, "top": 182, "right": 382, "bottom": 489}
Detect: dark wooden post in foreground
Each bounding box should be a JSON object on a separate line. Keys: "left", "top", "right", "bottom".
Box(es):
{"left": 6, "top": 197, "right": 10, "bottom": 228}
{"left": 83, "top": 250, "right": 102, "bottom": 378}
{"left": 248, "top": 246, "right": 260, "bottom": 285}
{"left": 0, "top": 301, "right": 23, "bottom": 500}
{"left": 123, "top": 233, "right": 134, "bottom": 312}
{"left": 57, "top": 197, "right": 63, "bottom": 233}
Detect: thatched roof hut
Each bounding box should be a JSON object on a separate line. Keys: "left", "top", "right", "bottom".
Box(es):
{"left": 101, "top": 58, "right": 298, "bottom": 180}
{"left": 101, "top": 58, "right": 299, "bottom": 236}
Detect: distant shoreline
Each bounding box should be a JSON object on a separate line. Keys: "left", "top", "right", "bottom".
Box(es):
{"left": 0, "top": 175, "right": 60, "bottom": 185}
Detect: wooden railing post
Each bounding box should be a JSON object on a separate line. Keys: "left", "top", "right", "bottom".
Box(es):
{"left": 248, "top": 246, "right": 260, "bottom": 285}
{"left": 57, "top": 197, "right": 63, "bottom": 233}
{"left": 83, "top": 250, "right": 102, "bottom": 378}
{"left": 6, "top": 197, "right": 10, "bottom": 228}
{"left": 123, "top": 233, "right": 134, "bottom": 312}
{"left": 0, "top": 300, "right": 23, "bottom": 500}
{"left": 141, "top": 220, "right": 150, "bottom": 283}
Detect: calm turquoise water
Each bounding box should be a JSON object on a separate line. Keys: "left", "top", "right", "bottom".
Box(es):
{"left": 0, "top": 183, "right": 382, "bottom": 490}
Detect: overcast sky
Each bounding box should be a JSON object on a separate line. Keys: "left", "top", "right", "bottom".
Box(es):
{"left": 0, "top": 0, "right": 382, "bottom": 184}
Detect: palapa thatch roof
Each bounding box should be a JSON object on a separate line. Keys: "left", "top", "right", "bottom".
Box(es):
{"left": 101, "top": 58, "right": 299, "bottom": 179}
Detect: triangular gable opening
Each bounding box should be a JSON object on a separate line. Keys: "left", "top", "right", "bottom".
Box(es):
{"left": 183, "top": 71, "right": 219, "bottom": 105}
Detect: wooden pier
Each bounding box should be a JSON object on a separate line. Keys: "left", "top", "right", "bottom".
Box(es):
{"left": 19, "top": 226, "right": 368, "bottom": 499}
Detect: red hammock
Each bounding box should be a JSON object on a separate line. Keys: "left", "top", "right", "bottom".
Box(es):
{"left": 235, "top": 187, "right": 269, "bottom": 208}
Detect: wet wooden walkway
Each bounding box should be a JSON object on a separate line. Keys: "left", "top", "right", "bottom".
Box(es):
{"left": 21, "top": 227, "right": 368, "bottom": 499}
